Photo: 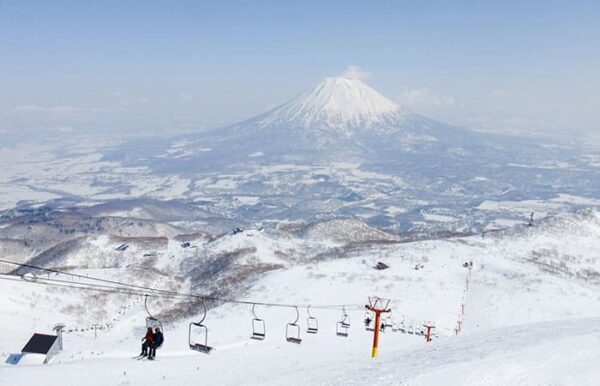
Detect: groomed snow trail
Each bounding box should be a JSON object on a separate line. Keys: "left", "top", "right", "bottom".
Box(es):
{"left": 2, "top": 317, "right": 598, "bottom": 385}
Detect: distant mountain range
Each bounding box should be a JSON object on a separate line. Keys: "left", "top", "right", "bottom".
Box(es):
{"left": 110, "top": 75, "right": 464, "bottom": 168}
{"left": 97, "top": 75, "right": 600, "bottom": 232}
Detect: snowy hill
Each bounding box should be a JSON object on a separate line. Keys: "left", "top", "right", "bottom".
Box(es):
{"left": 1, "top": 209, "right": 600, "bottom": 384}
{"left": 288, "top": 217, "right": 404, "bottom": 243}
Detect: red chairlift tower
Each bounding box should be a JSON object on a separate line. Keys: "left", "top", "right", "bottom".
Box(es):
{"left": 365, "top": 296, "right": 391, "bottom": 358}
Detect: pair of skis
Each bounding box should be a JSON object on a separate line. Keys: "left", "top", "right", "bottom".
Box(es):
{"left": 133, "top": 354, "right": 157, "bottom": 361}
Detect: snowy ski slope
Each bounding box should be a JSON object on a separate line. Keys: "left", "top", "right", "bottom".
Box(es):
{"left": 1, "top": 210, "right": 600, "bottom": 385}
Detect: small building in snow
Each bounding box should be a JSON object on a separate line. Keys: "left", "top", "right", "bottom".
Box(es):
{"left": 21, "top": 333, "right": 60, "bottom": 364}
{"left": 375, "top": 262, "right": 390, "bottom": 270}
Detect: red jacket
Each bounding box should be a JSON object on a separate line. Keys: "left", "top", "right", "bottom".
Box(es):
{"left": 144, "top": 331, "right": 154, "bottom": 343}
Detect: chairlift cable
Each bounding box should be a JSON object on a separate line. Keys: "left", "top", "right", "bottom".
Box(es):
{"left": 0, "top": 259, "right": 364, "bottom": 310}
{"left": 0, "top": 275, "right": 152, "bottom": 297}
{"left": 0, "top": 273, "right": 189, "bottom": 300}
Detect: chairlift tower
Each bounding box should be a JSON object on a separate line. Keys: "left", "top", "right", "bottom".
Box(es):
{"left": 52, "top": 324, "right": 66, "bottom": 351}
{"left": 365, "top": 297, "right": 391, "bottom": 358}
{"left": 423, "top": 321, "right": 435, "bottom": 342}
{"left": 528, "top": 212, "right": 534, "bottom": 227}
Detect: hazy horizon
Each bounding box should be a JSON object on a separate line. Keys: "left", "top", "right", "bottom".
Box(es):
{"left": 1, "top": 1, "right": 599, "bottom": 144}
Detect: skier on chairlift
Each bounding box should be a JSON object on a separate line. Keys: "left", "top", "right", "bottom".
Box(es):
{"left": 365, "top": 316, "right": 372, "bottom": 326}
{"left": 140, "top": 327, "right": 154, "bottom": 357}
{"left": 148, "top": 327, "right": 164, "bottom": 360}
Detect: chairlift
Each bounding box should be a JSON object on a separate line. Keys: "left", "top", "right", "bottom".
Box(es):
{"left": 336, "top": 307, "right": 351, "bottom": 337}
{"left": 414, "top": 320, "right": 421, "bottom": 335}
{"left": 364, "top": 310, "right": 374, "bottom": 331}
{"left": 251, "top": 304, "right": 266, "bottom": 340}
{"left": 415, "top": 321, "right": 423, "bottom": 336}
{"left": 398, "top": 315, "right": 406, "bottom": 333}
{"left": 189, "top": 298, "right": 213, "bottom": 354}
{"left": 144, "top": 295, "right": 163, "bottom": 332}
{"left": 391, "top": 317, "right": 398, "bottom": 332}
{"left": 22, "top": 272, "right": 38, "bottom": 282}
{"left": 381, "top": 313, "right": 393, "bottom": 333}
{"left": 306, "top": 305, "right": 318, "bottom": 334}
{"left": 383, "top": 313, "right": 394, "bottom": 330}
{"left": 286, "top": 306, "right": 302, "bottom": 344}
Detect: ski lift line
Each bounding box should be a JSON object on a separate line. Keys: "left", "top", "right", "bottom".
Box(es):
{"left": 0, "top": 258, "right": 182, "bottom": 297}
{"left": 0, "top": 259, "right": 364, "bottom": 310}
{"left": 0, "top": 278, "right": 168, "bottom": 302}
{"left": 1, "top": 273, "right": 365, "bottom": 311}
{"left": 0, "top": 275, "right": 158, "bottom": 298}
{"left": 0, "top": 258, "right": 361, "bottom": 309}
{"left": 201, "top": 295, "right": 363, "bottom": 310}
{"left": 1, "top": 273, "right": 190, "bottom": 300}
{"left": 3, "top": 274, "right": 442, "bottom": 338}
{"left": 15, "top": 274, "right": 189, "bottom": 299}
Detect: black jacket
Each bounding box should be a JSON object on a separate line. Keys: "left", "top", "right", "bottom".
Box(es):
{"left": 153, "top": 331, "right": 164, "bottom": 347}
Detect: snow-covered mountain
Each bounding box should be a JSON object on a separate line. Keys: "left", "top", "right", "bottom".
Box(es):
{"left": 92, "top": 75, "right": 599, "bottom": 233}
{"left": 3, "top": 74, "right": 597, "bottom": 234}
{"left": 247, "top": 76, "right": 412, "bottom": 135}
{"left": 162, "top": 74, "right": 447, "bottom": 165}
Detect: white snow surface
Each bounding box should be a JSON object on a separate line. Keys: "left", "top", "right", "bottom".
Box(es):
{"left": 1, "top": 210, "right": 600, "bottom": 385}
{"left": 256, "top": 77, "right": 410, "bottom": 134}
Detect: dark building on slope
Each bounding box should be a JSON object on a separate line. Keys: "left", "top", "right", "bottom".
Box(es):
{"left": 21, "top": 333, "right": 60, "bottom": 364}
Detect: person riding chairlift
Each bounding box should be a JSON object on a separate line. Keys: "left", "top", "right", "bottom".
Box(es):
{"left": 140, "top": 327, "right": 154, "bottom": 357}
{"left": 148, "top": 327, "right": 164, "bottom": 360}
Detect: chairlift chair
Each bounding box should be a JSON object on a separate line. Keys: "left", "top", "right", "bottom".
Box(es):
{"left": 336, "top": 307, "right": 351, "bottom": 337}
{"left": 189, "top": 298, "right": 213, "bottom": 354}
{"left": 146, "top": 316, "right": 162, "bottom": 331}
{"left": 22, "top": 272, "right": 38, "bottom": 282}
{"left": 251, "top": 304, "right": 266, "bottom": 340}
{"left": 364, "top": 310, "right": 374, "bottom": 331}
{"left": 144, "top": 295, "right": 164, "bottom": 332}
{"left": 285, "top": 306, "right": 302, "bottom": 344}
{"left": 398, "top": 321, "right": 406, "bottom": 333}
{"left": 306, "top": 305, "right": 318, "bottom": 334}
{"left": 397, "top": 315, "right": 406, "bottom": 333}
{"left": 414, "top": 320, "right": 421, "bottom": 335}
{"left": 286, "top": 306, "right": 302, "bottom": 344}
{"left": 385, "top": 312, "right": 396, "bottom": 332}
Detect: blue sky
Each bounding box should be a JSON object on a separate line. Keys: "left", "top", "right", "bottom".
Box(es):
{"left": 1, "top": 1, "right": 599, "bottom": 139}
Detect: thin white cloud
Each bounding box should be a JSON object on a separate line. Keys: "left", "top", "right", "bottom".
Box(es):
{"left": 462, "top": 115, "right": 555, "bottom": 136}
{"left": 13, "top": 104, "right": 107, "bottom": 117}
{"left": 491, "top": 90, "right": 511, "bottom": 98}
{"left": 397, "top": 88, "right": 455, "bottom": 108}
{"left": 179, "top": 93, "right": 192, "bottom": 102}
{"left": 340, "top": 65, "right": 371, "bottom": 80}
